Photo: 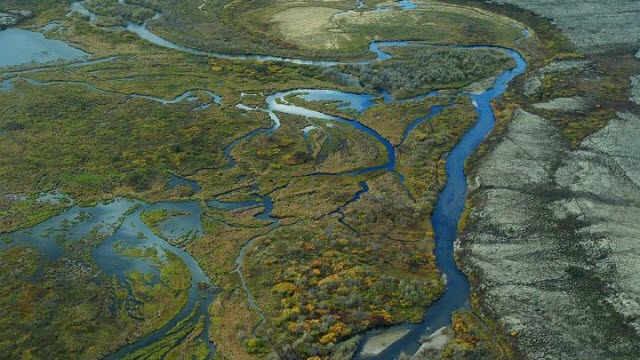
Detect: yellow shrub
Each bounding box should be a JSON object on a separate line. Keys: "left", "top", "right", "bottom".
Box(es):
{"left": 272, "top": 282, "right": 297, "bottom": 295}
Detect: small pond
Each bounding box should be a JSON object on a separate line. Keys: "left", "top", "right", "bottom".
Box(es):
{"left": 0, "top": 28, "right": 86, "bottom": 67}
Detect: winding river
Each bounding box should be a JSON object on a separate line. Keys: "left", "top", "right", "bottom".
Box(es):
{"left": 356, "top": 48, "right": 527, "bottom": 359}
{"left": 0, "top": 0, "right": 528, "bottom": 358}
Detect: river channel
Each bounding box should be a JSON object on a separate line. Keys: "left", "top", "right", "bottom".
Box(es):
{"left": 0, "top": 0, "right": 527, "bottom": 357}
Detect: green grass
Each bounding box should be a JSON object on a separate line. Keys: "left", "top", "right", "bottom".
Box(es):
{"left": 91, "top": 0, "right": 524, "bottom": 61}
{"left": 0, "top": 195, "right": 70, "bottom": 234}
{"left": 139, "top": 208, "right": 193, "bottom": 245}
{"left": 359, "top": 96, "right": 454, "bottom": 145}
{"left": 0, "top": 230, "right": 191, "bottom": 359}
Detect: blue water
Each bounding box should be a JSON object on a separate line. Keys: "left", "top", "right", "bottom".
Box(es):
{"left": 168, "top": 173, "right": 202, "bottom": 193}
{"left": 0, "top": 199, "right": 135, "bottom": 260}
{"left": 101, "top": 201, "right": 216, "bottom": 359}
{"left": 209, "top": 194, "right": 276, "bottom": 224}
{"left": 0, "top": 29, "right": 87, "bottom": 67}
{"left": 0, "top": 197, "right": 217, "bottom": 357}
{"left": 0, "top": 1, "right": 530, "bottom": 358}
{"left": 294, "top": 89, "right": 377, "bottom": 113}
{"left": 357, "top": 47, "right": 527, "bottom": 359}
{"left": 266, "top": 90, "right": 397, "bottom": 176}
{"left": 208, "top": 197, "right": 261, "bottom": 211}
{"left": 346, "top": 181, "right": 370, "bottom": 206}
{"left": 372, "top": 0, "right": 417, "bottom": 12}
{"left": 369, "top": 41, "right": 411, "bottom": 61}
{"left": 399, "top": 104, "right": 449, "bottom": 145}
{"left": 397, "top": 0, "right": 418, "bottom": 10}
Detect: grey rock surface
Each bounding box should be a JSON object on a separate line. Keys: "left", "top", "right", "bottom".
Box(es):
{"left": 523, "top": 60, "right": 591, "bottom": 98}
{"left": 460, "top": 108, "right": 640, "bottom": 359}
{"left": 631, "top": 76, "right": 640, "bottom": 106}
{"left": 461, "top": 1, "right": 640, "bottom": 359}
{"left": 8, "top": 10, "right": 34, "bottom": 18}
{"left": 493, "top": 0, "right": 640, "bottom": 53}
{"left": 0, "top": 13, "right": 20, "bottom": 27}
{"left": 464, "top": 76, "right": 498, "bottom": 95}
{"left": 533, "top": 96, "right": 589, "bottom": 112}
{"left": 0, "top": 9, "right": 33, "bottom": 29}
{"left": 409, "top": 327, "right": 453, "bottom": 360}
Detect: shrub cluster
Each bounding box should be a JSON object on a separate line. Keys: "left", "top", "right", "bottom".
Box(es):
{"left": 348, "top": 46, "right": 516, "bottom": 98}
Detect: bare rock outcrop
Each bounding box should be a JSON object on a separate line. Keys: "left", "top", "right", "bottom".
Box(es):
{"left": 631, "top": 76, "right": 640, "bottom": 106}
{"left": 492, "top": 0, "right": 640, "bottom": 53}
{"left": 460, "top": 108, "right": 640, "bottom": 359}
{"left": 523, "top": 60, "right": 590, "bottom": 98}
{"left": 0, "top": 9, "right": 34, "bottom": 29}
{"left": 533, "top": 96, "right": 589, "bottom": 112}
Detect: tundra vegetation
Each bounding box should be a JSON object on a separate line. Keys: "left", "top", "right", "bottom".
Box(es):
{"left": 72, "top": 0, "right": 521, "bottom": 60}
{"left": 348, "top": 46, "right": 517, "bottom": 98}
{"left": 84, "top": 0, "right": 156, "bottom": 26}
{"left": 0, "top": 0, "right": 611, "bottom": 359}
{"left": 0, "top": 231, "right": 190, "bottom": 359}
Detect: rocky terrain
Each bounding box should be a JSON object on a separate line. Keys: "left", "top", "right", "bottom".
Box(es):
{"left": 0, "top": 9, "right": 33, "bottom": 29}
{"left": 460, "top": 67, "right": 640, "bottom": 358}
{"left": 456, "top": 2, "right": 640, "bottom": 357}
{"left": 631, "top": 51, "right": 640, "bottom": 106}
{"left": 492, "top": 0, "right": 640, "bottom": 53}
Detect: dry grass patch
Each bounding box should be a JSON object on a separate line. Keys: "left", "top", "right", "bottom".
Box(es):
{"left": 271, "top": 6, "right": 352, "bottom": 49}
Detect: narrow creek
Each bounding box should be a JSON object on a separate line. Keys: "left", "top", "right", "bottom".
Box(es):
{"left": 0, "top": 0, "right": 528, "bottom": 358}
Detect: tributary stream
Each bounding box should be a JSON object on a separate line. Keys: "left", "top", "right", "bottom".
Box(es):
{"left": 0, "top": 1, "right": 527, "bottom": 357}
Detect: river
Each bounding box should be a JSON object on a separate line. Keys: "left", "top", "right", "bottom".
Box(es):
{"left": 0, "top": 0, "right": 527, "bottom": 358}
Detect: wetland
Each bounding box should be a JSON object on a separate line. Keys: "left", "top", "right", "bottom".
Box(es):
{"left": 2, "top": 0, "right": 637, "bottom": 359}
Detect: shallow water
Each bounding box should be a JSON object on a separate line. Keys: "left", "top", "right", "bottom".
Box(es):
{"left": 265, "top": 89, "right": 397, "bottom": 176}
{"left": 101, "top": 201, "right": 215, "bottom": 359}
{"left": 293, "top": 89, "right": 377, "bottom": 113}
{"left": 168, "top": 173, "right": 202, "bottom": 193}
{"left": 40, "top": 21, "right": 61, "bottom": 32}
{"left": 1, "top": 0, "right": 531, "bottom": 357}
{"left": 0, "top": 29, "right": 86, "bottom": 67}
{"left": 356, "top": 47, "right": 527, "bottom": 359}
{"left": 397, "top": 0, "right": 418, "bottom": 10}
